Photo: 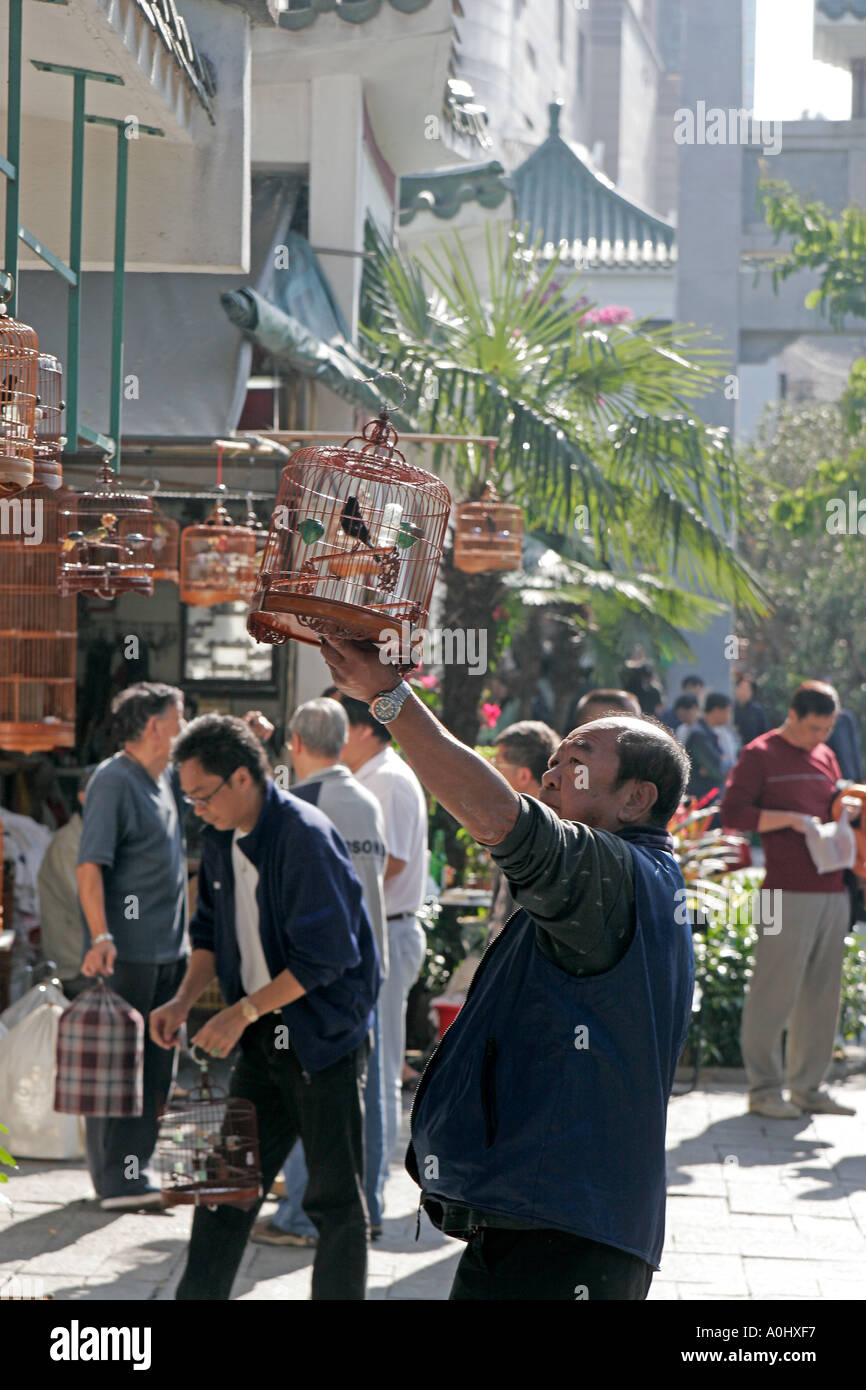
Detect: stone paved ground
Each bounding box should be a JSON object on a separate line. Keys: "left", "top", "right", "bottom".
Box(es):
{"left": 2, "top": 1074, "right": 865, "bottom": 1301}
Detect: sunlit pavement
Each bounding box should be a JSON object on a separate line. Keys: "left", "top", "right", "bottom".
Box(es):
{"left": 2, "top": 1077, "right": 865, "bottom": 1300}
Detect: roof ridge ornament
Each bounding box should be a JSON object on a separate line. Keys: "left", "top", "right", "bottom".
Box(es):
{"left": 548, "top": 99, "right": 564, "bottom": 137}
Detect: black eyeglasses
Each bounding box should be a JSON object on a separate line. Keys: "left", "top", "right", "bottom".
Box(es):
{"left": 182, "top": 769, "right": 237, "bottom": 808}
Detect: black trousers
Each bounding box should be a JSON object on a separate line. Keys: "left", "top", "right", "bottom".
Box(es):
{"left": 175, "top": 1017, "right": 369, "bottom": 1301}
{"left": 84, "top": 958, "right": 185, "bottom": 1199}
{"left": 449, "top": 1228, "right": 654, "bottom": 1301}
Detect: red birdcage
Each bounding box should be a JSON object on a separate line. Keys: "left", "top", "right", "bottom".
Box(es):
{"left": 180, "top": 489, "right": 257, "bottom": 607}
{"left": 156, "top": 1051, "right": 261, "bottom": 1211}
{"left": 247, "top": 411, "right": 451, "bottom": 654}
{"left": 0, "top": 484, "right": 77, "bottom": 752}
{"left": 246, "top": 493, "right": 268, "bottom": 571}
{"left": 0, "top": 280, "right": 38, "bottom": 497}
{"left": 120, "top": 483, "right": 179, "bottom": 586}
{"left": 453, "top": 481, "right": 523, "bottom": 574}
{"left": 33, "top": 353, "right": 64, "bottom": 491}
{"left": 58, "top": 462, "right": 154, "bottom": 599}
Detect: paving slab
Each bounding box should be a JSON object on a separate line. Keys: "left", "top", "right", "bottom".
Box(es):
{"left": 1, "top": 1076, "right": 864, "bottom": 1300}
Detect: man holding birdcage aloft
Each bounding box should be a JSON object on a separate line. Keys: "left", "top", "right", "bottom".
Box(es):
{"left": 150, "top": 713, "right": 380, "bottom": 1301}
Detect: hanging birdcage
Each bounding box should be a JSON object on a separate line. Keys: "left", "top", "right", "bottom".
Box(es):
{"left": 180, "top": 489, "right": 257, "bottom": 607}
{"left": 0, "top": 484, "right": 77, "bottom": 752}
{"left": 58, "top": 462, "right": 154, "bottom": 600}
{"left": 247, "top": 411, "right": 451, "bottom": 655}
{"left": 246, "top": 494, "right": 268, "bottom": 572}
{"left": 156, "top": 1051, "right": 261, "bottom": 1211}
{"left": 453, "top": 481, "right": 523, "bottom": 574}
{"left": 32, "top": 353, "right": 65, "bottom": 491}
{"left": 0, "top": 279, "right": 38, "bottom": 497}
{"left": 120, "top": 482, "right": 179, "bottom": 586}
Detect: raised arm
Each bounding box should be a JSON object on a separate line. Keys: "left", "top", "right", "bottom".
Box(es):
{"left": 320, "top": 638, "right": 521, "bottom": 847}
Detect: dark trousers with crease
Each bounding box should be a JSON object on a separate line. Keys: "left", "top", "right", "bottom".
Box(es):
{"left": 175, "top": 1016, "right": 369, "bottom": 1301}
{"left": 84, "top": 958, "right": 185, "bottom": 1199}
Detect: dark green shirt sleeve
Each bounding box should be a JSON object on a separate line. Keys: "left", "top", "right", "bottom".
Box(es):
{"left": 488, "top": 794, "right": 635, "bottom": 977}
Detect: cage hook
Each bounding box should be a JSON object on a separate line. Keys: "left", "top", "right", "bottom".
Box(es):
{"left": 363, "top": 370, "right": 407, "bottom": 419}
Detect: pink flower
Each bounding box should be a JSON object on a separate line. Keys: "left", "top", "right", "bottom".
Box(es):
{"left": 492, "top": 607, "right": 504, "bottom": 621}
{"left": 418, "top": 673, "right": 439, "bottom": 690}
{"left": 481, "top": 702, "right": 501, "bottom": 729}
{"left": 581, "top": 305, "right": 633, "bottom": 326}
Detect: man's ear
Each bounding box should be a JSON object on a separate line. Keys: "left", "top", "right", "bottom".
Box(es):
{"left": 617, "top": 779, "right": 659, "bottom": 825}
{"left": 515, "top": 766, "right": 535, "bottom": 793}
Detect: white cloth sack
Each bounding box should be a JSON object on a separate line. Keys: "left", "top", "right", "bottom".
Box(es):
{"left": 0, "top": 981, "right": 69, "bottom": 1033}
{"left": 804, "top": 808, "right": 857, "bottom": 875}
{"left": 0, "top": 1003, "right": 84, "bottom": 1158}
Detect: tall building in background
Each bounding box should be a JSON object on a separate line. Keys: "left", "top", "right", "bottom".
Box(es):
{"left": 742, "top": 0, "right": 758, "bottom": 110}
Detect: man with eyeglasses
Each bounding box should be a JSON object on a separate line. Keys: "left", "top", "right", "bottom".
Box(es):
{"left": 77, "top": 682, "right": 188, "bottom": 1210}
{"left": 150, "top": 714, "right": 380, "bottom": 1301}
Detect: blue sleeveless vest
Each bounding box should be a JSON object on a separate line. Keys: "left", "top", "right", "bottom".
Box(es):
{"left": 409, "top": 837, "right": 693, "bottom": 1268}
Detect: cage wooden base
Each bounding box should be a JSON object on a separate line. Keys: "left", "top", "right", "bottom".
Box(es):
{"left": 452, "top": 538, "right": 524, "bottom": 574}
{"left": 249, "top": 587, "right": 423, "bottom": 648}
{"left": 0, "top": 720, "right": 74, "bottom": 753}
{"left": 0, "top": 457, "right": 34, "bottom": 495}
{"left": 59, "top": 565, "right": 153, "bottom": 600}
{"left": 162, "top": 1182, "right": 260, "bottom": 1211}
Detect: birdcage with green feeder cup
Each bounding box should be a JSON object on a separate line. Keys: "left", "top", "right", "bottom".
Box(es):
{"left": 247, "top": 387, "right": 451, "bottom": 665}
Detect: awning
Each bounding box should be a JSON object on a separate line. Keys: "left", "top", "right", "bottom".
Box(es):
{"left": 220, "top": 230, "right": 413, "bottom": 425}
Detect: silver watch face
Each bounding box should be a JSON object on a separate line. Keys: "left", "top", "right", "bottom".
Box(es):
{"left": 373, "top": 692, "right": 400, "bottom": 722}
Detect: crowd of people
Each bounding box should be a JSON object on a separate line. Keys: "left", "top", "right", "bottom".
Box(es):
{"left": 4, "top": 652, "right": 863, "bottom": 1300}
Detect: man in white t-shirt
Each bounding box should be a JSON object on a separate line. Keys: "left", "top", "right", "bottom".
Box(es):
{"left": 338, "top": 694, "right": 428, "bottom": 1207}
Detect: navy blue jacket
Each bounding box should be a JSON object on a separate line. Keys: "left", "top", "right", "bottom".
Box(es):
{"left": 190, "top": 780, "right": 380, "bottom": 1074}
{"left": 408, "top": 834, "right": 693, "bottom": 1269}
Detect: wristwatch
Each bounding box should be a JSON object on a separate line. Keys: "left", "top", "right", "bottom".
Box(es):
{"left": 240, "top": 996, "right": 259, "bottom": 1024}
{"left": 370, "top": 680, "right": 411, "bottom": 725}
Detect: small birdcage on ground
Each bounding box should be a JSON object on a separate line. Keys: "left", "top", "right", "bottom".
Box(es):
{"left": 180, "top": 488, "right": 257, "bottom": 607}
{"left": 156, "top": 1049, "right": 261, "bottom": 1211}
{"left": 247, "top": 408, "right": 451, "bottom": 657}
{"left": 453, "top": 481, "right": 523, "bottom": 574}
{"left": 32, "top": 353, "right": 64, "bottom": 491}
{"left": 0, "top": 484, "right": 77, "bottom": 752}
{"left": 58, "top": 462, "right": 154, "bottom": 599}
{"left": 120, "top": 482, "right": 179, "bottom": 586}
{"left": 0, "top": 278, "right": 38, "bottom": 497}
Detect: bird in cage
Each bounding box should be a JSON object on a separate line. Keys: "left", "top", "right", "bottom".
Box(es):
{"left": 340, "top": 495, "right": 378, "bottom": 556}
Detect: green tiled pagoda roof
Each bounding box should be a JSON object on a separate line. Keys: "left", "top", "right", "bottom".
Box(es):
{"left": 817, "top": 0, "right": 866, "bottom": 17}
{"left": 512, "top": 103, "right": 676, "bottom": 268}
{"left": 278, "top": 0, "right": 433, "bottom": 31}
{"left": 399, "top": 161, "right": 509, "bottom": 225}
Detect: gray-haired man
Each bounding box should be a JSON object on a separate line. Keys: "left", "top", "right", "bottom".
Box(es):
{"left": 253, "top": 697, "right": 389, "bottom": 1245}
{"left": 77, "top": 682, "right": 188, "bottom": 1209}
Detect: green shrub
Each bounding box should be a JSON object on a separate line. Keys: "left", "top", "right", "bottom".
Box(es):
{"left": 687, "top": 873, "right": 866, "bottom": 1066}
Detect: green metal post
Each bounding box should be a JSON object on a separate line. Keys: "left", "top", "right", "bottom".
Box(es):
{"left": 110, "top": 125, "right": 128, "bottom": 471}
{"left": 65, "top": 72, "right": 86, "bottom": 461}
{"left": 4, "top": 0, "right": 23, "bottom": 314}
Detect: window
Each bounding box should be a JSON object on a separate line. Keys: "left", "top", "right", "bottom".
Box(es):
{"left": 182, "top": 602, "right": 277, "bottom": 689}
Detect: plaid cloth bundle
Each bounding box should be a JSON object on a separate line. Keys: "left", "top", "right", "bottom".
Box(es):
{"left": 54, "top": 979, "right": 144, "bottom": 1117}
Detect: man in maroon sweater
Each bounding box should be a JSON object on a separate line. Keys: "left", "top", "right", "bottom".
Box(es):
{"left": 721, "top": 681, "right": 855, "bottom": 1118}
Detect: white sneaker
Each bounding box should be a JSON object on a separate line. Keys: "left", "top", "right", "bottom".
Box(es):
{"left": 99, "top": 1189, "right": 164, "bottom": 1211}
{"left": 790, "top": 1090, "right": 856, "bottom": 1116}
{"left": 748, "top": 1095, "right": 803, "bottom": 1119}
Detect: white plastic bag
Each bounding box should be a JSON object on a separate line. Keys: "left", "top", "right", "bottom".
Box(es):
{"left": 0, "top": 1003, "right": 84, "bottom": 1159}
{"left": 804, "top": 807, "right": 857, "bottom": 875}
{"left": 0, "top": 981, "right": 69, "bottom": 1033}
